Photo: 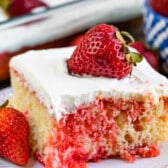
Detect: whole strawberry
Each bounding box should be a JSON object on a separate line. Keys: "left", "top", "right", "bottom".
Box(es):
{"left": 150, "top": 0, "right": 168, "bottom": 17}
{"left": 0, "top": 0, "right": 48, "bottom": 18}
{"left": 67, "top": 24, "right": 142, "bottom": 79}
{"left": 0, "top": 106, "right": 30, "bottom": 166}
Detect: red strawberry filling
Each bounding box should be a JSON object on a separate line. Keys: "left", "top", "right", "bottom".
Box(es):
{"left": 44, "top": 96, "right": 159, "bottom": 167}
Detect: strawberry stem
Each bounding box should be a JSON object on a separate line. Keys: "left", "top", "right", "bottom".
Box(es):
{"left": 116, "top": 31, "right": 125, "bottom": 44}
{"left": 121, "top": 31, "right": 135, "bottom": 45}
{"left": 126, "top": 52, "right": 143, "bottom": 66}
{"left": 116, "top": 30, "right": 135, "bottom": 46}
{"left": 116, "top": 30, "right": 142, "bottom": 66}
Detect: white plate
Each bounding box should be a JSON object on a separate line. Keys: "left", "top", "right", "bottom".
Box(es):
{"left": 0, "top": 87, "right": 168, "bottom": 168}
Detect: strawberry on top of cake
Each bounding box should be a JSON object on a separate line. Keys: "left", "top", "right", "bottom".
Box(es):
{"left": 9, "top": 24, "right": 168, "bottom": 168}
{"left": 67, "top": 24, "right": 142, "bottom": 79}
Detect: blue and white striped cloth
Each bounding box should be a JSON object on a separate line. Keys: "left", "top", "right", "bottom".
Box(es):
{"left": 143, "top": 0, "right": 168, "bottom": 66}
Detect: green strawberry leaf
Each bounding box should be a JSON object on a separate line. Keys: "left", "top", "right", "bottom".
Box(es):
{"left": 126, "top": 52, "right": 143, "bottom": 66}
{"left": 116, "top": 31, "right": 125, "bottom": 44}
{"left": 121, "top": 31, "right": 135, "bottom": 45}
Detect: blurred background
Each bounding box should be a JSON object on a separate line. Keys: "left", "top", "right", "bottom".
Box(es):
{"left": 0, "top": 0, "right": 167, "bottom": 90}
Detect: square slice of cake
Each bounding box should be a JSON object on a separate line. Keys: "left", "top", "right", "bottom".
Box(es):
{"left": 9, "top": 46, "right": 168, "bottom": 168}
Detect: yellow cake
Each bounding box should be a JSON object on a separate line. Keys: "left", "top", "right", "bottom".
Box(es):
{"left": 9, "top": 47, "right": 168, "bottom": 168}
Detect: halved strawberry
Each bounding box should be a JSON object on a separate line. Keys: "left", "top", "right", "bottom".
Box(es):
{"left": 0, "top": 105, "right": 30, "bottom": 166}
{"left": 67, "top": 24, "right": 143, "bottom": 79}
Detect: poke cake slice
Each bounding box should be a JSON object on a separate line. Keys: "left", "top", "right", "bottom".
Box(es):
{"left": 9, "top": 24, "right": 168, "bottom": 168}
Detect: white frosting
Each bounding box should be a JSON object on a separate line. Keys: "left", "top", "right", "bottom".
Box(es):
{"left": 10, "top": 47, "right": 168, "bottom": 120}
